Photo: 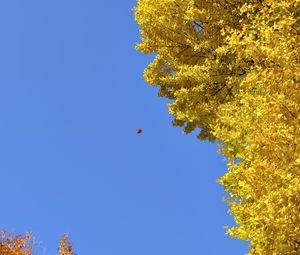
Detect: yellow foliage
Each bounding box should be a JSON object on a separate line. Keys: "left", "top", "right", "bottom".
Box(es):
{"left": 135, "top": 0, "right": 300, "bottom": 254}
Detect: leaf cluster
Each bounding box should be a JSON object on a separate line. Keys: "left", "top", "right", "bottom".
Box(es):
{"left": 0, "top": 230, "right": 75, "bottom": 255}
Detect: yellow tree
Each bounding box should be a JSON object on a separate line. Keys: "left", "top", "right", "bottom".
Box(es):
{"left": 135, "top": 0, "right": 300, "bottom": 254}
{"left": 0, "top": 230, "right": 75, "bottom": 255}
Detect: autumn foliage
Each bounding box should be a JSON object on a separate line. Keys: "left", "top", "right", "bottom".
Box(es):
{"left": 57, "top": 235, "right": 75, "bottom": 255}
{"left": 0, "top": 230, "right": 75, "bottom": 255}
{"left": 0, "top": 230, "right": 32, "bottom": 255}
{"left": 135, "top": 0, "right": 300, "bottom": 254}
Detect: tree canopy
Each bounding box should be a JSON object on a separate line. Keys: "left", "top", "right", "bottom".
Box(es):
{"left": 135, "top": 0, "right": 300, "bottom": 254}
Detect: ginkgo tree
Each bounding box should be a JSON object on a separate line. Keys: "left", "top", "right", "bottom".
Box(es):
{"left": 135, "top": 0, "right": 300, "bottom": 254}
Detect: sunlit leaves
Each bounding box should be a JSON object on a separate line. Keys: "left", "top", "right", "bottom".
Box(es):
{"left": 58, "top": 234, "right": 75, "bottom": 255}
{"left": 135, "top": 0, "right": 300, "bottom": 254}
{"left": 0, "top": 229, "right": 32, "bottom": 255}
{"left": 0, "top": 230, "right": 75, "bottom": 255}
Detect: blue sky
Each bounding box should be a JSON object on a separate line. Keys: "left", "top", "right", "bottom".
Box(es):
{"left": 0, "top": 1, "right": 248, "bottom": 254}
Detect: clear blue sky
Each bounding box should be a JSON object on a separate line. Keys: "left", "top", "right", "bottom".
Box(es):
{"left": 0, "top": 1, "right": 248, "bottom": 254}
